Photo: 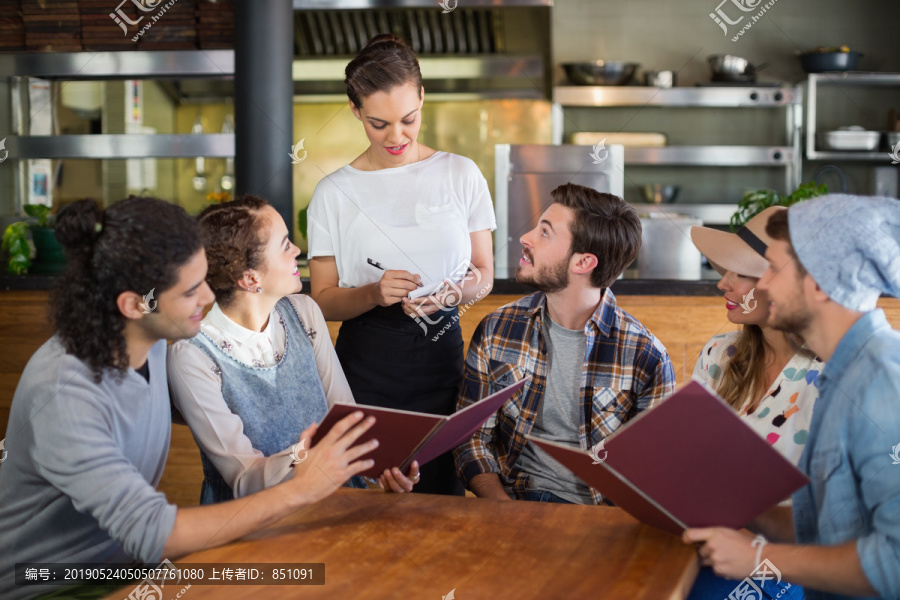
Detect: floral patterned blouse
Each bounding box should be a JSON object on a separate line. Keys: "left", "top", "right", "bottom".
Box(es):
{"left": 692, "top": 330, "right": 824, "bottom": 467}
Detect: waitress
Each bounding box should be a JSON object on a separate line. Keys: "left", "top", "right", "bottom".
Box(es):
{"left": 308, "top": 33, "right": 495, "bottom": 496}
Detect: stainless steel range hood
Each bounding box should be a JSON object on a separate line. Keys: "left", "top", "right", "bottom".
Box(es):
{"left": 164, "top": 0, "right": 553, "bottom": 103}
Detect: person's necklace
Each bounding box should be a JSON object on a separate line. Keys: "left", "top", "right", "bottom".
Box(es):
{"left": 366, "top": 140, "right": 420, "bottom": 170}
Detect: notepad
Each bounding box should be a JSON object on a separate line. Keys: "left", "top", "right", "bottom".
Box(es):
{"left": 527, "top": 380, "right": 809, "bottom": 535}
{"left": 312, "top": 378, "right": 528, "bottom": 478}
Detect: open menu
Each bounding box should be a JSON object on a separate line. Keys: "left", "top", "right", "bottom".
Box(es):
{"left": 527, "top": 380, "right": 809, "bottom": 536}
{"left": 312, "top": 378, "right": 528, "bottom": 478}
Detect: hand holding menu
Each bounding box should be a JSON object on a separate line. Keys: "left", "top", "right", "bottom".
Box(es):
{"left": 312, "top": 378, "right": 528, "bottom": 478}
{"left": 528, "top": 380, "right": 809, "bottom": 535}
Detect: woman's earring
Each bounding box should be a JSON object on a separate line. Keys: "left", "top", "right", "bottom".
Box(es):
{"left": 256, "top": 287, "right": 264, "bottom": 294}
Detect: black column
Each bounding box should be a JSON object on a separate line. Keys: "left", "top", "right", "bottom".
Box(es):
{"left": 234, "top": 0, "right": 294, "bottom": 238}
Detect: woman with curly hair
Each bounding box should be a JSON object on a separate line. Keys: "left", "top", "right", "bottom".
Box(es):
{"left": 167, "top": 195, "right": 419, "bottom": 505}
{"left": 0, "top": 197, "right": 378, "bottom": 600}
{"left": 308, "top": 34, "right": 496, "bottom": 496}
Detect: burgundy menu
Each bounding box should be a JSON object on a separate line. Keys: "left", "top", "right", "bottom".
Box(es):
{"left": 312, "top": 378, "right": 528, "bottom": 478}
{"left": 528, "top": 380, "right": 809, "bottom": 535}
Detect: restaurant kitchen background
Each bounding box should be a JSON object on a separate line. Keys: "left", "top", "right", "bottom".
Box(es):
{"left": 0, "top": 0, "right": 898, "bottom": 281}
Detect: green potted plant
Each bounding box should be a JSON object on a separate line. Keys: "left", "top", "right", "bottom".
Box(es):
{"left": 730, "top": 181, "right": 828, "bottom": 231}
{"left": 2, "top": 204, "right": 66, "bottom": 275}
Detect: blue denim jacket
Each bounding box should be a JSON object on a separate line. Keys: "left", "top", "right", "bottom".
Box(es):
{"left": 793, "top": 310, "right": 900, "bottom": 600}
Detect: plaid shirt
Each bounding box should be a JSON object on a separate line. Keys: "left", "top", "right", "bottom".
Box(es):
{"left": 453, "top": 290, "right": 676, "bottom": 504}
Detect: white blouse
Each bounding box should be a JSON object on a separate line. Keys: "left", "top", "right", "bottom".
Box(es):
{"left": 692, "top": 330, "right": 823, "bottom": 467}
{"left": 167, "top": 294, "right": 354, "bottom": 498}
{"left": 308, "top": 151, "right": 496, "bottom": 298}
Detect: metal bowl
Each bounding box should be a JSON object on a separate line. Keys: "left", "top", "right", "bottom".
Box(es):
{"left": 707, "top": 54, "right": 759, "bottom": 82}
{"left": 798, "top": 51, "right": 863, "bottom": 73}
{"left": 642, "top": 184, "right": 680, "bottom": 204}
{"left": 563, "top": 61, "right": 640, "bottom": 86}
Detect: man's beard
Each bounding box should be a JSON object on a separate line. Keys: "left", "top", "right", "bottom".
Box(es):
{"left": 767, "top": 297, "right": 813, "bottom": 337}
{"left": 516, "top": 253, "right": 570, "bottom": 293}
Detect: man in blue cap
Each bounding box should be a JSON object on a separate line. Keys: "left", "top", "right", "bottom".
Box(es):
{"left": 683, "top": 194, "right": 900, "bottom": 600}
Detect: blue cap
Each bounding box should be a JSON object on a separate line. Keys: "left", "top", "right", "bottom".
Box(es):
{"left": 788, "top": 194, "right": 900, "bottom": 312}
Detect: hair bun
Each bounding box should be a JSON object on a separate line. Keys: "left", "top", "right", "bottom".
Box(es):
{"left": 361, "top": 33, "right": 406, "bottom": 52}
{"left": 55, "top": 198, "right": 103, "bottom": 254}
{"left": 345, "top": 34, "right": 422, "bottom": 109}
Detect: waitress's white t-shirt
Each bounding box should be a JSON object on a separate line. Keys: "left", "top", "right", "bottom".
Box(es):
{"left": 308, "top": 151, "right": 496, "bottom": 296}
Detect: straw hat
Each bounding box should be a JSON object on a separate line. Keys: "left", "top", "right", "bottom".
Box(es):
{"left": 689, "top": 206, "right": 786, "bottom": 278}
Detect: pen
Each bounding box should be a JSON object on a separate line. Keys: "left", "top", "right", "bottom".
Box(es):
{"left": 367, "top": 258, "right": 384, "bottom": 271}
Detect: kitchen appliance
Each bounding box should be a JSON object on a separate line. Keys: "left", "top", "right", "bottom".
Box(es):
{"left": 816, "top": 126, "right": 880, "bottom": 151}
{"left": 798, "top": 50, "right": 863, "bottom": 73}
{"left": 637, "top": 214, "right": 703, "bottom": 280}
{"left": 494, "top": 144, "right": 625, "bottom": 278}
{"left": 644, "top": 70, "right": 676, "bottom": 88}
{"left": 562, "top": 61, "right": 640, "bottom": 86}
{"left": 288, "top": 0, "right": 552, "bottom": 100}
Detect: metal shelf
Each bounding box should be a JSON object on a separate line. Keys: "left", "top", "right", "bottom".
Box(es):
{"left": 553, "top": 85, "right": 801, "bottom": 108}
{"left": 806, "top": 150, "right": 895, "bottom": 162}
{"left": 806, "top": 72, "right": 900, "bottom": 87}
{"left": 804, "top": 72, "right": 900, "bottom": 161}
{"left": 0, "top": 51, "right": 234, "bottom": 79}
{"left": 622, "top": 146, "right": 794, "bottom": 166}
{"left": 551, "top": 84, "right": 804, "bottom": 189}
{"left": 628, "top": 203, "right": 738, "bottom": 225}
{"left": 4, "top": 134, "right": 234, "bottom": 159}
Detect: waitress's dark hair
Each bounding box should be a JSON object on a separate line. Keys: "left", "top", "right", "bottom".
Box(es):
{"left": 345, "top": 33, "right": 423, "bottom": 109}
{"left": 50, "top": 197, "right": 202, "bottom": 382}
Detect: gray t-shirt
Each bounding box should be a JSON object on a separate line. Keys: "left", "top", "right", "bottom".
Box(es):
{"left": 517, "top": 316, "right": 593, "bottom": 504}
{"left": 0, "top": 337, "right": 177, "bottom": 600}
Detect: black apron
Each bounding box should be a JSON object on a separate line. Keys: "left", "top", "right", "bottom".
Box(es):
{"left": 335, "top": 303, "right": 466, "bottom": 496}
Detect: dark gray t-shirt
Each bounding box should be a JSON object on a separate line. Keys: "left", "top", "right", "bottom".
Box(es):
{"left": 517, "top": 316, "right": 592, "bottom": 504}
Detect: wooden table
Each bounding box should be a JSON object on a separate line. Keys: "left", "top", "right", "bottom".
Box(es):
{"left": 110, "top": 489, "right": 698, "bottom": 600}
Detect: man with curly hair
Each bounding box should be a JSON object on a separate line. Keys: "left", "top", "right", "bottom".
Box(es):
{"left": 0, "top": 197, "right": 378, "bottom": 600}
